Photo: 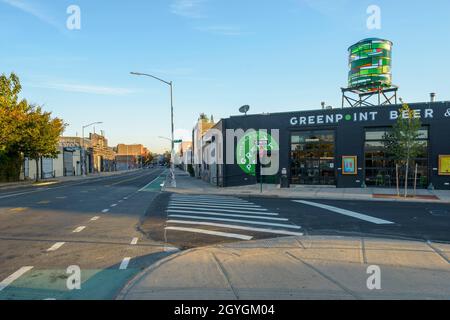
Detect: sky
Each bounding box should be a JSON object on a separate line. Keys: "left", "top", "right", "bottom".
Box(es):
{"left": 1, "top": 0, "right": 449, "bottom": 153}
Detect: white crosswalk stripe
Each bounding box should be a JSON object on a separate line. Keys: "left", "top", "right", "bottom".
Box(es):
{"left": 167, "top": 209, "right": 288, "bottom": 221}
{"left": 169, "top": 201, "right": 263, "bottom": 209}
{"left": 165, "top": 195, "right": 302, "bottom": 240}
{"left": 168, "top": 215, "right": 302, "bottom": 229}
{"left": 172, "top": 196, "right": 252, "bottom": 203}
{"left": 168, "top": 206, "right": 275, "bottom": 215}
{"left": 171, "top": 199, "right": 254, "bottom": 205}
{"left": 167, "top": 220, "right": 304, "bottom": 237}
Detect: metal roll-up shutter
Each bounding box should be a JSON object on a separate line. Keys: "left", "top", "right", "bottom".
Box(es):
{"left": 42, "top": 158, "right": 54, "bottom": 179}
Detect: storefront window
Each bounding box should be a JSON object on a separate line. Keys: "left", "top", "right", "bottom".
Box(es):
{"left": 290, "top": 130, "right": 335, "bottom": 185}
{"left": 364, "top": 127, "right": 429, "bottom": 188}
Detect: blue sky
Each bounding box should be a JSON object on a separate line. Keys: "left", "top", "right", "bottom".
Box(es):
{"left": 1, "top": 0, "right": 449, "bottom": 153}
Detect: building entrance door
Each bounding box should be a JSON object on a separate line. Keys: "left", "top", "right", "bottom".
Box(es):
{"left": 290, "top": 130, "right": 336, "bottom": 186}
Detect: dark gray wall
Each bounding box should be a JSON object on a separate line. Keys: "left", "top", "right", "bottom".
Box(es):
{"left": 219, "top": 101, "right": 450, "bottom": 190}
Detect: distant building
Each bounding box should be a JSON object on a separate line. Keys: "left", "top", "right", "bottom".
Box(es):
{"left": 116, "top": 144, "right": 150, "bottom": 170}
{"left": 178, "top": 141, "right": 193, "bottom": 171}
{"left": 90, "top": 133, "right": 116, "bottom": 173}
{"left": 192, "top": 114, "right": 216, "bottom": 179}
{"left": 117, "top": 144, "right": 149, "bottom": 157}
{"left": 22, "top": 133, "right": 117, "bottom": 180}
{"left": 115, "top": 155, "right": 138, "bottom": 171}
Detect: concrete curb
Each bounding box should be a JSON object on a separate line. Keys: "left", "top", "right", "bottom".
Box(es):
{"left": 115, "top": 248, "right": 197, "bottom": 300}
{"left": 114, "top": 235, "right": 450, "bottom": 300}
{"left": 164, "top": 187, "right": 450, "bottom": 204}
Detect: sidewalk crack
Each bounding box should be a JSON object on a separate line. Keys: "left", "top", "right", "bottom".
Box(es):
{"left": 426, "top": 241, "right": 450, "bottom": 264}
{"left": 285, "top": 251, "right": 362, "bottom": 300}
{"left": 211, "top": 253, "right": 239, "bottom": 300}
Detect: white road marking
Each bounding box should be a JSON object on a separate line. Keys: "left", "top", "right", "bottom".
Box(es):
{"left": 130, "top": 237, "right": 139, "bottom": 245}
{"left": 168, "top": 215, "right": 301, "bottom": 229}
{"left": 173, "top": 195, "right": 245, "bottom": 200}
{"left": 46, "top": 242, "right": 65, "bottom": 252}
{"left": 172, "top": 197, "right": 250, "bottom": 204}
{"left": 119, "top": 257, "right": 131, "bottom": 270}
{"left": 167, "top": 209, "right": 286, "bottom": 221}
{"left": 168, "top": 220, "right": 304, "bottom": 237}
{"left": 90, "top": 216, "right": 100, "bottom": 221}
{"left": 168, "top": 206, "right": 274, "bottom": 215}
{"left": 72, "top": 226, "right": 86, "bottom": 233}
{"left": 0, "top": 190, "right": 49, "bottom": 200}
{"left": 293, "top": 200, "right": 395, "bottom": 225}
{"left": 123, "top": 197, "right": 128, "bottom": 200}
{"left": 165, "top": 227, "right": 253, "bottom": 240}
{"left": 172, "top": 194, "right": 248, "bottom": 200}
{"left": 169, "top": 201, "right": 264, "bottom": 209}
{"left": 164, "top": 246, "right": 180, "bottom": 253}
{"left": 110, "top": 204, "right": 117, "bottom": 207}
{"left": 102, "top": 209, "right": 109, "bottom": 213}
{"left": 0, "top": 267, "right": 34, "bottom": 292}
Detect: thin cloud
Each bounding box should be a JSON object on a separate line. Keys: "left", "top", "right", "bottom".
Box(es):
{"left": 195, "top": 25, "right": 252, "bottom": 36}
{"left": 171, "top": 0, "right": 206, "bottom": 19}
{"left": 30, "top": 82, "right": 137, "bottom": 96}
{"left": 1, "top": 0, "right": 62, "bottom": 29}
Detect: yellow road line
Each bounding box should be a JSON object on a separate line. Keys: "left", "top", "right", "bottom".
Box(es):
{"left": 9, "top": 207, "right": 28, "bottom": 213}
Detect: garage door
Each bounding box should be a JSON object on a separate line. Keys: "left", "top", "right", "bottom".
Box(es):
{"left": 63, "top": 151, "right": 74, "bottom": 176}
{"left": 42, "top": 158, "right": 54, "bottom": 179}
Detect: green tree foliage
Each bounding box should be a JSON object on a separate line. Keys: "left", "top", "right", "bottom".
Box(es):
{"left": 21, "top": 107, "right": 66, "bottom": 181}
{"left": 384, "top": 103, "right": 422, "bottom": 197}
{"left": 0, "top": 72, "right": 66, "bottom": 182}
{"left": 143, "top": 152, "right": 156, "bottom": 165}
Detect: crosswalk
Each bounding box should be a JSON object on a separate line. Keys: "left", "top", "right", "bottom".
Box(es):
{"left": 165, "top": 195, "right": 303, "bottom": 240}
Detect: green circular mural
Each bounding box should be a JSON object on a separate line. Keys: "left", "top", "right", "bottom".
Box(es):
{"left": 236, "top": 131, "right": 279, "bottom": 176}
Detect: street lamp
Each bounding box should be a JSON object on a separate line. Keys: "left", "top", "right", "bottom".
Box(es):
{"left": 81, "top": 122, "right": 103, "bottom": 176}
{"left": 158, "top": 136, "right": 172, "bottom": 142}
{"left": 131, "top": 72, "right": 176, "bottom": 187}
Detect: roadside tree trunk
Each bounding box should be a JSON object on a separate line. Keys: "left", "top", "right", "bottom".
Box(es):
{"left": 35, "top": 158, "right": 39, "bottom": 182}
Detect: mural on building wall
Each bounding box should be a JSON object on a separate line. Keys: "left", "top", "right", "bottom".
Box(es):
{"left": 236, "top": 131, "right": 279, "bottom": 176}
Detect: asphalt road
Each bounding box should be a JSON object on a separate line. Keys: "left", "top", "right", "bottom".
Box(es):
{"left": 2, "top": 174, "right": 449, "bottom": 300}
{"left": 140, "top": 193, "right": 450, "bottom": 249}
{"left": 0, "top": 168, "right": 171, "bottom": 300}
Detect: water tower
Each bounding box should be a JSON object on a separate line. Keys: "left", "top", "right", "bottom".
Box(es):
{"left": 341, "top": 38, "right": 398, "bottom": 108}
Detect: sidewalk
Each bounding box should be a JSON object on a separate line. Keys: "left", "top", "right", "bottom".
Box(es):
{"left": 165, "top": 169, "right": 450, "bottom": 203}
{"left": 117, "top": 235, "right": 450, "bottom": 300}
{"left": 0, "top": 169, "right": 140, "bottom": 191}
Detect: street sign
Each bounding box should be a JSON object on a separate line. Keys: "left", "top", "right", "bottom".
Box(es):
{"left": 174, "top": 140, "right": 183, "bottom": 143}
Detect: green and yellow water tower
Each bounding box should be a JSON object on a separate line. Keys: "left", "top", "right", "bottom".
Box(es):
{"left": 348, "top": 38, "right": 393, "bottom": 92}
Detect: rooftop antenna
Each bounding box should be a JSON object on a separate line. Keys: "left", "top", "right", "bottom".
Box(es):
{"left": 239, "top": 105, "right": 250, "bottom": 116}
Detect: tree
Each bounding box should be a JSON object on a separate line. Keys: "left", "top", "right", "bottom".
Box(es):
{"left": 0, "top": 72, "right": 65, "bottom": 182}
{"left": 162, "top": 151, "right": 171, "bottom": 165}
{"left": 20, "top": 107, "right": 66, "bottom": 181}
{"left": 0, "top": 73, "right": 31, "bottom": 181}
{"left": 384, "top": 103, "right": 422, "bottom": 197}
{"left": 199, "top": 113, "right": 209, "bottom": 121}
{"left": 143, "top": 152, "right": 156, "bottom": 165}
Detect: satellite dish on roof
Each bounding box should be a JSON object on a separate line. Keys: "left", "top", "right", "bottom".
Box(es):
{"left": 239, "top": 105, "right": 250, "bottom": 116}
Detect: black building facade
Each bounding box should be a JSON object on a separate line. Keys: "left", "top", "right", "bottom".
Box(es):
{"left": 214, "top": 101, "right": 450, "bottom": 190}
